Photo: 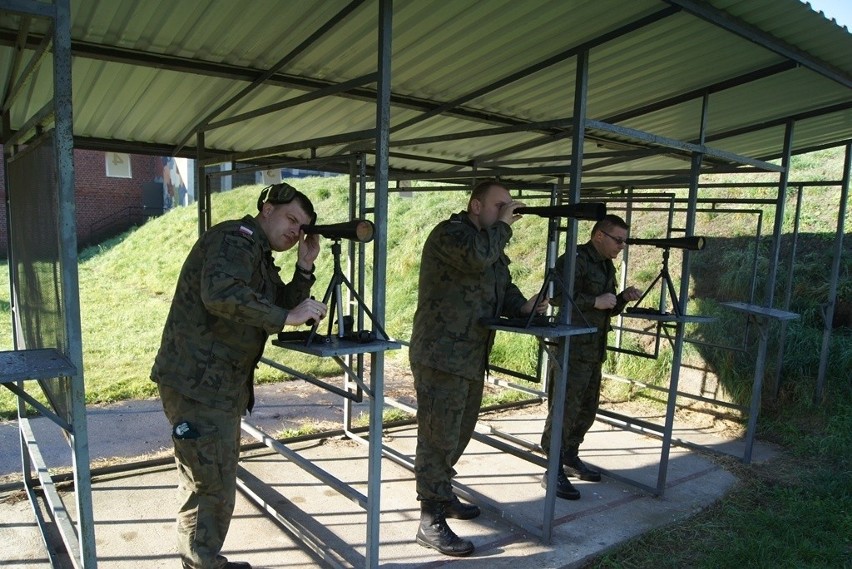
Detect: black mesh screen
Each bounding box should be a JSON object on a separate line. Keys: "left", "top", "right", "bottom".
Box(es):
{"left": 8, "top": 130, "right": 71, "bottom": 421}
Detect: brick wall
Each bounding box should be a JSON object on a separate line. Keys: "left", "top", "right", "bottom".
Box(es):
{"left": 0, "top": 146, "right": 163, "bottom": 257}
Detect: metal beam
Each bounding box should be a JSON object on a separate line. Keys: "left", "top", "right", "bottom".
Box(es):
{"left": 665, "top": 0, "right": 852, "bottom": 89}
{"left": 586, "top": 119, "right": 784, "bottom": 171}
{"left": 0, "top": 0, "right": 54, "bottom": 17}
{"left": 387, "top": 118, "right": 573, "bottom": 148}
{"left": 815, "top": 142, "right": 850, "bottom": 402}
{"left": 708, "top": 101, "right": 852, "bottom": 147}
{"left": 390, "top": 6, "right": 681, "bottom": 134}
{"left": 366, "top": 1, "right": 392, "bottom": 565}
{"left": 1, "top": 15, "right": 31, "bottom": 113}
{"left": 1, "top": 21, "right": 51, "bottom": 114}
{"left": 173, "top": 0, "right": 368, "bottom": 154}
{"left": 199, "top": 129, "right": 374, "bottom": 165}
{"left": 602, "top": 61, "right": 796, "bottom": 126}
{"left": 204, "top": 73, "right": 378, "bottom": 131}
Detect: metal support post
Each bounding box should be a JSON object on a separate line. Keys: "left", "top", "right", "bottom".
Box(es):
{"left": 365, "top": 1, "right": 392, "bottom": 565}
{"left": 54, "top": 0, "right": 97, "bottom": 564}
{"left": 542, "top": 48, "right": 589, "bottom": 541}
{"left": 815, "top": 143, "right": 850, "bottom": 402}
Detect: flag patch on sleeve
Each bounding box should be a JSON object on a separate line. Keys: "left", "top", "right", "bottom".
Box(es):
{"left": 239, "top": 225, "right": 253, "bottom": 237}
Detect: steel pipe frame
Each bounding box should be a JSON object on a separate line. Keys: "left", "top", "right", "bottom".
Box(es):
{"left": 770, "top": 183, "right": 804, "bottom": 398}
{"left": 479, "top": 129, "right": 814, "bottom": 500}
{"left": 3, "top": 1, "right": 847, "bottom": 180}
{"left": 0, "top": 0, "right": 96, "bottom": 566}
{"left": 1, "top": 0, "right": 843, "bottom": 563}
{"left": 223, "top": 30, "right": 824, "bottom": 532}
{"left": 599, "top": 124, "right": 805, "bottom": 466}
{"left": 814, "top": 143, "right": 850, "bottom": 402}
{"left": 589, "top": 193, "right": 785, "bottom": 467}
{"left": 212, "top": 4, "right": 391, "bottom": 567}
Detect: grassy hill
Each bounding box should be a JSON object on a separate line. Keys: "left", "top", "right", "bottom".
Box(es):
{"left": 0, "top": 147, "right": 849, "bottom": 566}
{"left": 0, "top": 148, "right": 849, "bottom": 416}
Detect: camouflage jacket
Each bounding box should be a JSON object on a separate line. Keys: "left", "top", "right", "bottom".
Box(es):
{"left": 552, "top": 241, "right": 627, "bottom": 362}
{"left": 409, "top": 211, "right": 527, "bottom": 381}
{"left": 151, "top": 215, "right": 314, "bottom": 411}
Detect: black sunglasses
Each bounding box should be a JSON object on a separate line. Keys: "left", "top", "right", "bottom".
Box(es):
{"left": 600, "top": 229, "right": 626, "bottom": 245}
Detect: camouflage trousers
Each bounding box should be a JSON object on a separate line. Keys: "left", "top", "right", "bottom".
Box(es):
{"left": 412, "top": 363, "right": 484, "bottom": 502}
{"left": 159, "top": 383, "right": 247, "bottom": 569}
{"left": 540, "top": 358, "right": 602, "bottom": 455}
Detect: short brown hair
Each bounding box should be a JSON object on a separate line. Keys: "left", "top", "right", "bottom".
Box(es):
{"left": 257, "top": 183, "right": 316, "bottom": 224}
{"left": 469, "top": 179, "right": 507, "bottom": 204}
{"left": 592, "top": 214, "right": 629, "bottom": 236}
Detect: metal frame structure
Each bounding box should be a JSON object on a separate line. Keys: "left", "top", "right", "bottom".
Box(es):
{"left": 0, "top": 1, "right": 96, "bottom": 567}
{"left": 1, "top": 0, "right": 850, "bottom": 566}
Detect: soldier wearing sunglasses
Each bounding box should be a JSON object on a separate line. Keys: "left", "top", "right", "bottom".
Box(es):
{"left": 540, "top": 214, "right": 641, "bottom": 501}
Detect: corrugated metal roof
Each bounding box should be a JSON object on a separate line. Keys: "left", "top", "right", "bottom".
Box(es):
{"left": 1, "top": 0, "right": 850, "bottom": 189}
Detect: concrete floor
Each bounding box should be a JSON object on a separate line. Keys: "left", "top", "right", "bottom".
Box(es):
{"left": 0, "top": 398, "right": 776, "bottom": 569}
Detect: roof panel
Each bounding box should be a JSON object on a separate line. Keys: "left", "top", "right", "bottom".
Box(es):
{"left": 0, "top": 0, "right": 850, "bottom": 188}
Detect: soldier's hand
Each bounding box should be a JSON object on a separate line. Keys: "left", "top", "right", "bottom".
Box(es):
{"left": 285, "top": 298, "right": 327, "bottom": 326}
{"left": 620, "top": 286, "right": 642, "bottom": 302}
{"left": 498, "top": 200, "right": 526, "bottom": 226}
{"left": 298, "top": 231, "right": 321, "bottom": 268}
{"left": 521, "top": 295, "right": 550, "bottom": 315}
{"left": 594, "top": 293, "right": 617, "bottom": 310}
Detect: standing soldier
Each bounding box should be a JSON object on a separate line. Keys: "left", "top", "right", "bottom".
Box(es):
{"left": 151, "top": 183, "right": 328, "bottom": 569}
{"left": 409, "top": 180, "right": 548, "bottom": 557}
{"left": 540, "top": 214, "right": 641, "bottom": 500}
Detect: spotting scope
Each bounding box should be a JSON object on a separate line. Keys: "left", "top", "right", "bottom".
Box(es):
{"left": 301, "top": 219, "right": 375, "bottom": 243}
{"left": 625, "top": 236, "right": 706, "bottom": 250}
{"left": 515, "top": 202, "right": 606, "bottom": 221}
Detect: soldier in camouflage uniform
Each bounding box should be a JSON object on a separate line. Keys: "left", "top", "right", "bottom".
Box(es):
{"left": 151, "top": 183, "right": 329, "bottom": 569}
{"left": 540, "top": 214, "right": 641, "bottom": 500}
{"left": 409, "top": 180, "right": 549, "bottom": 557}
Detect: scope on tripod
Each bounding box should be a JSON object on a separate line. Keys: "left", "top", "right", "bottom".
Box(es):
{"left": 515, "top": 202, "right": 606, "bottom": 221}
{"left": 301, "top": 219, "right": 375, "bottom": 243}
{"left": 625, "top": 236, "right": 706, "bottom": 250}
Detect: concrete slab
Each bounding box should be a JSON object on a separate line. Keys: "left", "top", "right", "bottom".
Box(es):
{"left": 0, "top": 400, "right": 775, "bottom": 569}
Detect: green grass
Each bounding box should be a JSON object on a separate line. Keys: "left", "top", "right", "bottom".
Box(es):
{"left": 586, "top": 400, "right": 852, "bottom": 569}
{"left": 0, "top": 147, "right": 850, "bottom": 567}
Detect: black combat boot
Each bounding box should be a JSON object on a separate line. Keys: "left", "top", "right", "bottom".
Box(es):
{"left": 415, "top": 500, "right": 475, "bottom": 556}
{"left": 444, "top": 494, "right": 481, "bottom": 520}
{"left": 541, "top": 467, "right": 581, "bottom": 500}
{"left": 563, "top": 448, "right": 601, "bottom": 482}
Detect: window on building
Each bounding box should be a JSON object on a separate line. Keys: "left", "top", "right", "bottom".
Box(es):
{"left": 105, "top": 152, "right": 132, "bottom": 178}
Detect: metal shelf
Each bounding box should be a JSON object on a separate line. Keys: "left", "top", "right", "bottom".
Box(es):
{"left": 484, "top": 322, "right": 597, "bottom": 338}
{"left": 720, "top": 301, "right": 799, "bottom": 321}
{"left": 272, "top": 337, "right": 401, "bottom": 357}
{"left": 621, "top": 311, "right": 715, "bottom": 324}
{"left": 0, "top": 348, "right": 76, "bottom": 383}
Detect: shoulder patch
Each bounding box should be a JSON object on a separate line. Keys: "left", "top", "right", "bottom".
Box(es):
{"left": 238, "top": 225, "right": 253, "bottom": 237}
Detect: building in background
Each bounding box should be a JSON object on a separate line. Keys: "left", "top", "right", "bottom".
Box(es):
{"left": 1, "top": 147, "right": 164, "bottom": 257}
{"left": 1, "top": 150, "right": 340, "bottom": 257}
